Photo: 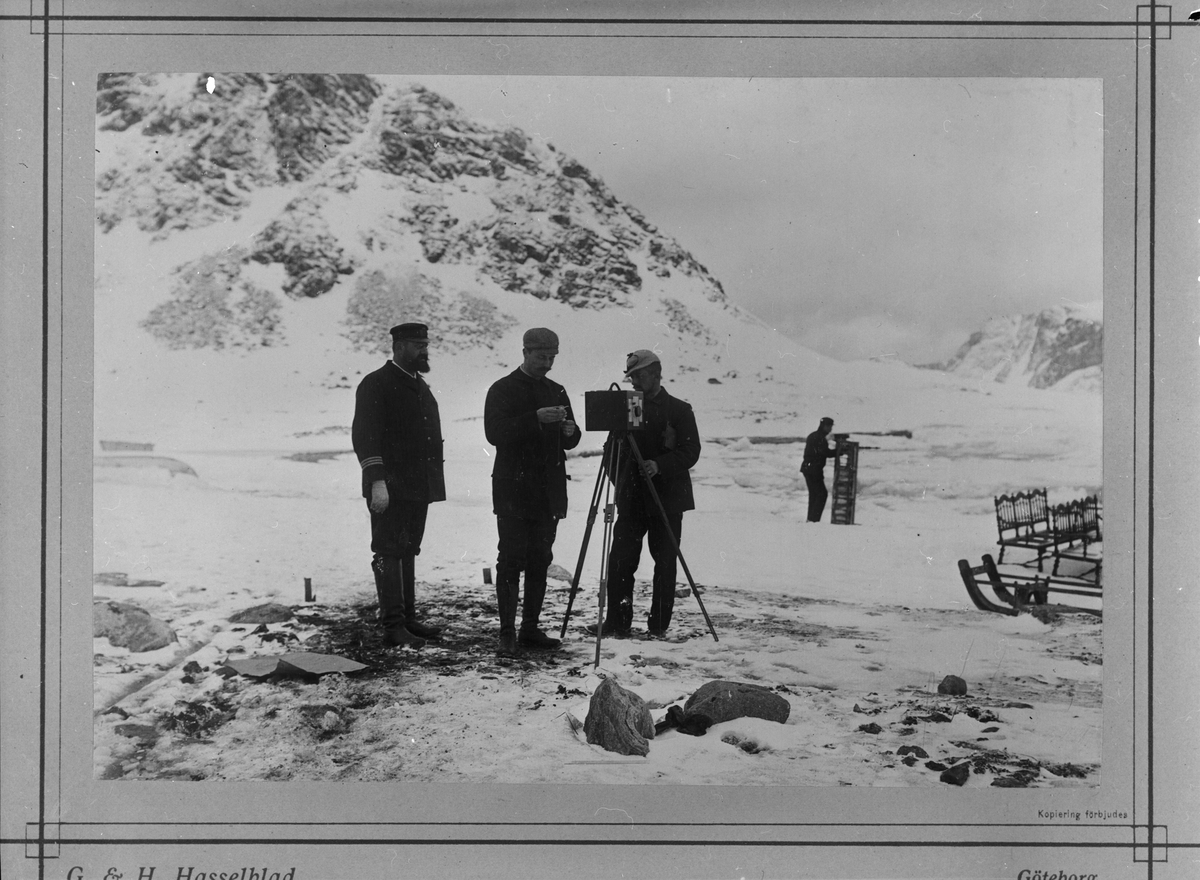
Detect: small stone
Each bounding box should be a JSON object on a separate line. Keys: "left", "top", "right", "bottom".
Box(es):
{"left": 897, "top": 745, "right": 929, "bottom": 759}
{"left": 857, "top": 723, "right": 883, "bottom": 734}
{"left": 937, "top": 675, "right": 968, "bottom": 696}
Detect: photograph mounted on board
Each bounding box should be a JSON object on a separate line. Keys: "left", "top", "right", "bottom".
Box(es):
{"left": 91, "top": 72, "right": 1102, "bottom": 787}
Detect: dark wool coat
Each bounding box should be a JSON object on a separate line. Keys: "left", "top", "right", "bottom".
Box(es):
{"left": 352, "top": 361, "right": 446, "bottom": 503}
{"left": 484, "top": 368, "right": 581, "bottom": 519}
{"left": 800, "top": 429, "right": 834, "bottom": 476}
{"left": 607, "top": 388, "right": 700, "bottom": 514}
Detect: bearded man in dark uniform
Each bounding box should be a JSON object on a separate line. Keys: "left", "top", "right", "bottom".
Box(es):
{"left": 590, "top": 350, "right": 701, "bottom": 639}
{"left": 352, "top": 322, "right": 446, "bottom": 649}
{"left": 484, "top": 328, "right": 580, "bottom": 656}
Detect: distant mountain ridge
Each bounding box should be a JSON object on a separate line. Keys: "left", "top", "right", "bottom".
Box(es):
{"left": 95, "top": 73, "right": 742, "bottom": 357}
{"left": 917, "top": 303, "right": 1102, "bottom": 391}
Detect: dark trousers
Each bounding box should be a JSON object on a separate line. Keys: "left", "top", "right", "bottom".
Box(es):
{"left": 496, "top": 515, "right": 559, "bottom": 633}
{"left": 369, "top": 499, "right": 429, "bottom": 558}
{"left": 496, "top": 515, "right": 559, "bottom": 584}
{"left": 803, "top": 472, "right": 828, "bottom": 522}
{"left": 607, "top": 504, "right": 684, "bottom": 632}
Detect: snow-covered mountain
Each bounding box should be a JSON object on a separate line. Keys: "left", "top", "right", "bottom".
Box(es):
{"left": 96, "top": 73, "right": 743, "bottom": 357}
{"left": 93, "top": 73, "right": 1100, "bottom": 456}
{"left": 917, "top": 303, "right": 1102, "bottom": 392}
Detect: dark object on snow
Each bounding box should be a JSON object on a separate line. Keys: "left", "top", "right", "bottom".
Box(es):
{"left": 654, "top": 704, "right": 713, "bottom": 737}
{"left": 100, "top": 440, "right": 155, "bottom": 452}
{"left": 940, "top": 762, "right": 971, "bottom": 786}
{"left": 938, "top": 674, "right": 968, "bottom": 696}
{"left": 229, "top": 602, "right": 295, "bottom": 624}
{"left": 897, "top": 745, "right": 929, "bottom": 759}
{"left": 584, "top": 678, "right": 655, "bottom": 756}
{"left": 925, "top": 760, "right": 948, "bottom": 772}
{"left": 219, "top": 651, "right": 367, "bottom": 679}
{"left": 94, "top": 571, "right": 166, "bottom": 588}
{"left": 93, "top": 600, "right": 177, "bottom": 652}
{"left": 858, "top": 723, "right": 883, "bottom": 734}
{"left": 683, "top": 680, "right": 791, "bottom": 725}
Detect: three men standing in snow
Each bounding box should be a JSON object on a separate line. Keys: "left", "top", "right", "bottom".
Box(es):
{"left": 354, "top": 323, "right": 703, "bottom": 655}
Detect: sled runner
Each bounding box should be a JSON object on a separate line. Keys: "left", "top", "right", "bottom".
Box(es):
{"left": 958, "top": 553, "right": 1102, "bottom": 617}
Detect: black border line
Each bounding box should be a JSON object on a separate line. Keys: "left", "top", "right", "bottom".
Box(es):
{"left": 1147, "top": 4, "right": 1158, "bottom": 874}
{"left": 37, "top": 1, "right": 51, "bottom": 878}
{"left": 10, "top": 0, "right": 1183, "bottom": 874}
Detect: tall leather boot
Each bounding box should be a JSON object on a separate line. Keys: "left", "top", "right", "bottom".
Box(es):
{"left": 518, "top": 573, "right": 561, "bottom": 650}
{"left": 372, "top": 555, "right": 425, "bottom": 649}
{"left": 495, "top": 571, "right": 520, "bottom": 657}
{"left": 401, "top": 554, "right": 443, "bottom": 640}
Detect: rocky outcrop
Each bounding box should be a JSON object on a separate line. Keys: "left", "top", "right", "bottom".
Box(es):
{"left": 96, "top": 73, "right": 379, "bottom": 236}
{"left": 97, "top": 74, "right": 736, "bottom": 350}
{"left": 919, "top": 304, "right": 1102, "bottom": 391}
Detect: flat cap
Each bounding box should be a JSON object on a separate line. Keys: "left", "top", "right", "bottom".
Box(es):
{"left": 820, "top": 416, "right": 835, "bottom": 425}
{"left": 522, "top": 327, "right": 560, "bottom": 351}
{"left": 390, "top": 322, "right": 428, "bottom": 341}
{"left": 624, "top": 349, "right": 662, "bottom": 375}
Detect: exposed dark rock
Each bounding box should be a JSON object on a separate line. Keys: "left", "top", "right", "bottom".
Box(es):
{"left": 683, "top": 680, "right": 791, "bottom": 725}
{"left": 584, "top": 678, "right": 655, "bottom": 756}
{"left": 897, "top": 745, "right": 929, "bottom": 759}
{"left": 858, "top": 723, "right": 883, "bottom": 734}
{"left": 937, "top": 674, "right": 968, "bottom": 696}
{"left": 940, "top": 762, "right": 971, "bottom": 786}
{"left": 93, "top": 601, "right": 177, "bottom": 652}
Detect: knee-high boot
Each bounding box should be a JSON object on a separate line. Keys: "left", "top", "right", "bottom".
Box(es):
{"left": 495, "top": 571, "right": 520, "bottom": 656}
{"left": 518, "top": 574, "right": 561, "bottom": 650}
{"left": 372, "top": 555, "right": 425, "bottom": 649}
{"left": 401, "top": 554, "right": 443, "bottom": 639}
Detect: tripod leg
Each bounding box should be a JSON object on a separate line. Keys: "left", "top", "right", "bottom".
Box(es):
{"left": 625, "top": 434, "right": 719, "bottom": 642}
{"left": 558, "top": 449, "right": 610, "bottom": 638}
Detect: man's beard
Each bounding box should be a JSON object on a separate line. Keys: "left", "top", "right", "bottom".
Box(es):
{"left": 402, "top": 353, "right": 430, "bottom": 373}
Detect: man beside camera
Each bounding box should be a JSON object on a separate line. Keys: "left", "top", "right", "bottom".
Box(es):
{"left": 800, "top": 416, "right": 836, "bottom": 522}
{"left": 591, "top": 350, "right": 701, "bottom": 639}
{"left": 484, "top": 328, "right": 580, "bottom": 656}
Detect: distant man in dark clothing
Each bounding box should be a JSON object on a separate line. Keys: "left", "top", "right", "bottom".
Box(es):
{"left": 484, "top": 328, "right": 580, "bottom": 656}
{"left": 591, "top": 350, "right": 701, "bottom": 638}
{"left": 800, "top": 416, "right": 836, "bottom": 523}
{"left": 352, "top": 322, "right": 446, "bottom": 649}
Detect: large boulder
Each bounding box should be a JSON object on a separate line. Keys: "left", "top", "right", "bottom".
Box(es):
{"left": 683, "top": 680, "right": 791, "bottom": 725}
{"left": 93, "top": 601, "right": 177, "bottom": 652}
{"left": 584, "top": 678, "right": 655, "bottom": 757}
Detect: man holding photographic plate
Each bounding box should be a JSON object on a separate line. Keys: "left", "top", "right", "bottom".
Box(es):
{"left": 484, "top": 328, "right": 580, "bottom": 656}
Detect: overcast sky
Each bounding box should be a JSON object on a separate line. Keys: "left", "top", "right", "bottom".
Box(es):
{"left": 411, "top": 75, "right": 1103, "bottom": 364}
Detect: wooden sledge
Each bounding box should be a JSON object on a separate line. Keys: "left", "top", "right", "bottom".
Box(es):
{"left": 958, "top": 553, "right": 1102, "bottom": 618}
